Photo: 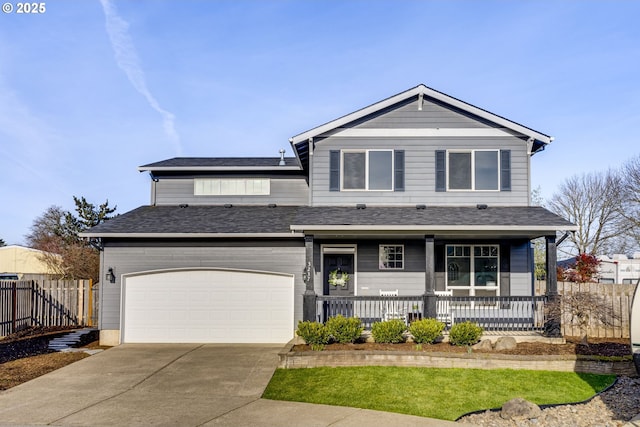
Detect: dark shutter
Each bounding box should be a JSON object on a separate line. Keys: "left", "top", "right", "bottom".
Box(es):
{"left": 435, "top": 150, "right": 446, "bottom": 192}
{"left": 329, "top": 150, "right": 340, "bottom": 191}
{"left": 500, "top": 149, "right": 511, "bottom": 191}
{"left": 394, "top": 150, "right": 405, "bottom": 191}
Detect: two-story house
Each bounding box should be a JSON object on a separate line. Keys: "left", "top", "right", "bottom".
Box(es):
{"left": 84, "top": 84, "right": 576, "bottom": 346}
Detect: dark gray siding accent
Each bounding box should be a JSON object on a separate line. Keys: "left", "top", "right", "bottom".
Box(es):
{"left": 353, "top": 98, "right": 494, "bottom": 129}
{"left": 154, "top": 177, "right": 309, "bottom": 206}
{"left": 500, "top": 150, "right": 511, "bottom": 191}
{"left": 356, "top": 240, "right": 425, "bottom": 273}
{"left": 394, "top": 150, "right": 405, "bottom": 191}
{"left": 329, "top": 150, "right": 340, "bottom": 191}
{"left": 312, "top": 137, "right": 529, "bottom": 206}
{"left": 435, "top": 150, "right": 446, "bottom": 192}
{"left": 510, "top": 241, "right": 533, "bottom": 296}
{"left": 100, "top": 245, "right": 306, "bottom": 330}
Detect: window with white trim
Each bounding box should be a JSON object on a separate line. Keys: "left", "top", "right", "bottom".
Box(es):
{"left": 446, "top": 245, "right": 499, "bottom": 296}
{"left": 448, "top": 150, "right": 499, "bottom": 191}
{"left": 194, "top": 178, "right": 270, "bottom": 196}
{"left": 379, "top": 245, "right": 404, "bottom": 270}
{"left": 342, "top": 149, "right": 393, "bottom": 191}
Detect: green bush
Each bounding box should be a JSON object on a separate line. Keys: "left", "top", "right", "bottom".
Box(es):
{"left": 448, "top": 321, "right": 484, "bottom": 346}
{"left": 296, "top": 321, "right": 330, "bottom": 351}
{"left": 409, "top": 318, "right": 445, "bottom": 344}
{"left": 371, "top": 319, "right": 407, "bottom": 343}
{"left": 325, "top": 315, "right": 364, "bottom": 344}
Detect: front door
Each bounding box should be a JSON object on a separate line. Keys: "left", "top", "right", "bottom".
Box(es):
{"left": 323, "top": 253, "right": 355, "bottom": 297}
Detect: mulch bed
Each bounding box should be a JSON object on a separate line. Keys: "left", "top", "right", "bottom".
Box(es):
{"left": 293, "top": 337, "right": 632, "bottom": 357}
{"left": 0, "top": 326, "right": 83, "bottom": 364}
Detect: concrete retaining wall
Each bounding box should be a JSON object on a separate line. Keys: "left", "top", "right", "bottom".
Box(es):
{"left": 278, "top": 346, "right": 636, "bottom": 376}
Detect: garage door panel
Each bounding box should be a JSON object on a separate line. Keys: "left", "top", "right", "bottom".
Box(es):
{"left": 123, "top": 269, "right": 293, "bottom": 344}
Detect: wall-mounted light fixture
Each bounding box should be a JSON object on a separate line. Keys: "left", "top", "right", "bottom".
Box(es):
{"left": 106, "top": 267, "right": 116, "bottom": 284}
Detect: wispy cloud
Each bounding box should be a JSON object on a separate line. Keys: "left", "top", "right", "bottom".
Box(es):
{"left": 99, "top": 0, "right": 182, "bottom": 155}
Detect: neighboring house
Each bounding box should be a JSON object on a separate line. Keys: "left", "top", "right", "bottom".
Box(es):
{"left": 598, "top": 254, "right": 640, "bottom": 284}
{"left": 0, "top": 245, "right": 61, "bottom": 280}
{"left": 83, "top": 84, "right": 576, "bottom": 345}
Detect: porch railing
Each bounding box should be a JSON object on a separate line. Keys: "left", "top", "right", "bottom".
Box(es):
{"left": 315, "top": 295, "right": 548, "bottom": 332}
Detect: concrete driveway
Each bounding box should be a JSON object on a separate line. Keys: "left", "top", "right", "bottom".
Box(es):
{"left": 0, "top": 344, "right": 470, "bottom": 427}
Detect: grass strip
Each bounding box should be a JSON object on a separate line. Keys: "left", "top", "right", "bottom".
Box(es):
{"left": 263, "top": 367, "right": 615, "bottom": 421}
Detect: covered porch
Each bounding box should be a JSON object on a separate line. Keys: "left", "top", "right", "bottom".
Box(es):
{"left": 295, "top": 206, "right": 574, "bottom": 336}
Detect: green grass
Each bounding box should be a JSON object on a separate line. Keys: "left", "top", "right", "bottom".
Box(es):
{"left": 263, "top": 367, "right": 615, "bottom": 421}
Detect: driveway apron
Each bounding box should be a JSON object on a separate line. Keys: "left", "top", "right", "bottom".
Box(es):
{"left": 0, "top": 344, "right": 280, "bottom": 426}
{"left": 0, "top": 344, "right": 470, "bottom": 427}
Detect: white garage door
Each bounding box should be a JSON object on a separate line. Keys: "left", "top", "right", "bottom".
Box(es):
{"left": 122, "top": 269, "right": 294, "bottom": 343}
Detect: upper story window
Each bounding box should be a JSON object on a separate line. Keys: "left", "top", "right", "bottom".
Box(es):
{"left": 329, "top": 149, "right": 404, "bottom": 192}
{"left": 342, "top": 150, "right": 393, "bottom": 191}
{"left": 194, "top": 178, "right": 270, "bottom": 196}
{"left": 448, "top": 150, "right": 498, "bottom": 190}
{"left": 436, "top": 149, "right": 510, "bottom": 192}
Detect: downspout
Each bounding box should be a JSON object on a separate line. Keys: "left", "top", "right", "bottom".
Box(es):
{"left": 308, "top": 137, "right": 314, "bottom": 207}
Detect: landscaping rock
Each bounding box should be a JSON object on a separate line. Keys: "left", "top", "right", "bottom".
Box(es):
{"left": 500, "top": 397, "right": 542, "bottom": 420}
{"left": 472, "top": 339, "right": 493, "bottom": 351}
{"left": 495, "top": 336, "right": 518, "bottom": 351}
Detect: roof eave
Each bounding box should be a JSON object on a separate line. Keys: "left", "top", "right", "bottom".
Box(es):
{"left": 79, "top": 232, "right": 305, "bottom": 239}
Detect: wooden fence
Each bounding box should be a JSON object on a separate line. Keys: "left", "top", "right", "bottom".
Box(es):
{"left": 0, "top": 280, "right": 96, "bottom": 337}
{"left": 536, "top": 281, "right": 636, "bottom": 339}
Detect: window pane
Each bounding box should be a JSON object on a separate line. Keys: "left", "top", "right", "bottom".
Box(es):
{"left": 475, "top": 151, "right": 499, "bottom": 190}
{"left": 369, "top": 151, "right": 393, "bottom": 190}
{"left": 343, "top": 152, "right": 366, "bottom": 189}
{"left": 449, "top": 152, "right": 471, "bottom": 189}
{"left": 380, "top": 245, "right": 403, "bottom": 269}
{"left": 474, "top": 257, "right": 498, "bottom": 287}
{"left": 447, "top": 257, "right": 470, "bottom": 286}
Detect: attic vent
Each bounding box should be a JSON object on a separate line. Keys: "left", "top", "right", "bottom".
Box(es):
{"left": 179, "top": 204, "right": 189, "bottom": 208}
{"left": 268, "top": 203, "right": 277, "bottom": 208}
{"left": 278, "top": 148, "right": 286, "bottom": 166}
{"left": 416, "top": 204, "right": 426, "bottom": 210}
{"left": 476, "top": 204, "right": 488, "bottom": 210}
{"left": 224, "top": 204, "right": 233, "bottom": 208}
{"left": 356, "top": 204, "right": 366, "bottom": 210}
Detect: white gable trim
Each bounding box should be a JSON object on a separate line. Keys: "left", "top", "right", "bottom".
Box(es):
{"left": 289, "top": 84, "right": 552, "bottom": 146}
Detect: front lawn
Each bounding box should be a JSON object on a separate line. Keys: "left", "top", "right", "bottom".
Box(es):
{"left": 263, "top": 367, "right": 615, "bottom": 421}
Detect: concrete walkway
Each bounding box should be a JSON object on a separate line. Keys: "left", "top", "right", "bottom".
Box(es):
{"left": 0, "top": 344, "right": 473, "bottom": 427}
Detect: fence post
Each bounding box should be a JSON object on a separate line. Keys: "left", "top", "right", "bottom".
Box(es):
{"left": 11, "top": 281, "right": 17, "bottom": 334}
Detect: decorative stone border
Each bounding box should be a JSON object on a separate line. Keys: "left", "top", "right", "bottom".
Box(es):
{"left": 278, "top": 343, "right": 637, "bottom": 376}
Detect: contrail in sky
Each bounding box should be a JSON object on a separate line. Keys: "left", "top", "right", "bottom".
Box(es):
{"left": 99, "top": 0, "right": 182, "bottom": 155}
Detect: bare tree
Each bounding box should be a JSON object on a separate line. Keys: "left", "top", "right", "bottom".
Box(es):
{"left": 547, "top": 170, "right": 626, "bottom": 255}
{"left": 25, "top": 197, "right": 116, "bottom": 281}
{"left": 620, "top": 155, "right": 640, "bottom": 247}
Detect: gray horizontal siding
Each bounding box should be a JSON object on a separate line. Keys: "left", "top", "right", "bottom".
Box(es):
{"left": 356, "top": 272, "right": 426, "bottom": 296}
{"left": 154, "top": 178, "right": 308, "bottom": 206}
{"left": 510, "top": 242, "right": 532, "bottom": 296}
{"left": 353, "top": 98, "right": 492, "bottom": 129}
{"left": 312, "top": 137, "right": 529, "bottom": 206}
{"left": 100, "top": 245, "right": 306, "bottom": 330}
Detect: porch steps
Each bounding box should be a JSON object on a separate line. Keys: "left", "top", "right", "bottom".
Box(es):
{"left": 48, "top": 328, "right": 99, "bottom": 353}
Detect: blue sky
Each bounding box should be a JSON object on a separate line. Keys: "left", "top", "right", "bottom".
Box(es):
{"left": 1, "top": 0, "right": 639, "bottom": 246}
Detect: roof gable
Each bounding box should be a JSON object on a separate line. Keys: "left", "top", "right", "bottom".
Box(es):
{"left": 289, "top": 84, "right": 553, "bottom": 168}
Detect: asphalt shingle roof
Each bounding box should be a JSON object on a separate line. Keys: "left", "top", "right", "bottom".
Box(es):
{"left": 83, "top": 205, "right": 575, "bottom": 237}
{"left": 139, "top": 157, "right": 300, "bottom": 169}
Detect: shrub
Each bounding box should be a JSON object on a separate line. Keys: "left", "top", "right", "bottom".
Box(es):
{"left": 325, "top": 315, "right": 364, "bottom": 344}
{"left": 371, "top": 319, "right": 407, "bottom": 343}
{"left": 448, "top": 321, "right": 483, "bottom": 346}
{"left": 296, "top": 321, "right": 330, "bottom": 351}
{"left": 409, "top": 318, "right": 445, "bottom": 344}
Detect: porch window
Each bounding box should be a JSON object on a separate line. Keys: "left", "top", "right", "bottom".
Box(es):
{"left": 446, "top": 245, "right": 499, "bottom": 296}
{"left": 448, "top": 150, "right": 499, "bottom": 191}
{"left": 379, "top": 245, "right": 404, "bottom": 270}
{"left": 342, "top": 150, "right": 393, "bottom": 191}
